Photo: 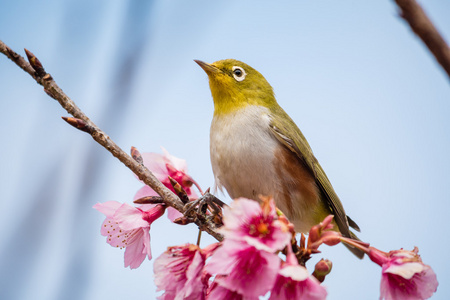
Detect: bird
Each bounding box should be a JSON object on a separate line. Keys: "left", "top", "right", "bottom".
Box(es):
{"left": 195, "top": 59, "right": 363, "bottom": 258}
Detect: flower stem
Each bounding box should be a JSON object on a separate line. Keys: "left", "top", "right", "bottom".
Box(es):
{"left": 196, "top": 229, "right": 202, "bottom": 246}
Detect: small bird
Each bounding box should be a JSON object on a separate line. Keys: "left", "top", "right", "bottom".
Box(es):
{"left": 195, "top": 59, "right": 363, "bottom": 258}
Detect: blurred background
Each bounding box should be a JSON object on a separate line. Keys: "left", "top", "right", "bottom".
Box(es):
{"left": 0, "top": 0, "right": 449, "bottom": 299}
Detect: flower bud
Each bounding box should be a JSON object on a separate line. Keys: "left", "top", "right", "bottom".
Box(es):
{"left": 313, "top": 259, "right": 333, "bottom": 283}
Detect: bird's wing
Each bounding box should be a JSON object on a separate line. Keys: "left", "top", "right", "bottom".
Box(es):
{"left": 268, "top": 106, "right": 354, "bottom": 237}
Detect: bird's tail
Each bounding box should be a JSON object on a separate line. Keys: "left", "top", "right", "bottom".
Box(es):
{"left": 343, "top": 231, "right": 365, "bottom": 259}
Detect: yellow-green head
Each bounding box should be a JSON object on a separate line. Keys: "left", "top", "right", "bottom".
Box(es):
{"left": 195, "top": 59, "right": 277, "bottom": 115}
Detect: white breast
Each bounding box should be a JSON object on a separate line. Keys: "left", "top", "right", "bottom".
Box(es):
{"left": 210, "top": 105, "right": 279, "bottom": 199}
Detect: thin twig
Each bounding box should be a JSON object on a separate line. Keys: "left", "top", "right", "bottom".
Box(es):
{"left": 394, "top": 0, "right": 450, "bottom": 79}
{"left": 0, "top": 39, "right": 223, "bottom": 241}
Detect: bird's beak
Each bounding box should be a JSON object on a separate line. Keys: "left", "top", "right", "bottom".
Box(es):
{"left": 194, "top": 60, "right": 222, "bottom": 75}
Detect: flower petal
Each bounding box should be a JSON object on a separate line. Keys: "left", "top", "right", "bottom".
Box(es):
{"left": 139, "top": 204, "right": 158, "bottom": 211}
{"left": 384, "top": 262, "right": 424, "bottom": 280}
{"left": 114, "top": 203, "right": 149, "bottom": 230}
{"left": 270, "top": 271, "right": 327, "bottom": 300}
{"left": 124, "top": 228, "right": 147, "bottom": 269}
{"left": 157, "top": 291, "right": 177, "bottom": 300}
{"left": 221, "top": 198, "right": 262, "bottom": 232}
{"left": 176, "top": 250, "right": 206, "bottom": 300}
{"left": 154, "top": 244, "right": 206, "bottom": 299}
{"left": 102, "top": 218, "right": 128, "bottom": 248}
{"left": 142, "top": 228, "right": 152, "bottom": 260}
{"left": 208, "top": 277, "right": 254, "bottom": 300}
{"left": 134, "top": 185, "right": 159, "bottom": 201}
{"left": 161, "top": 147, "right": 188, "bottom": 171}
{"left": 206, "top": 240, "right": 280, "bottom": 298}
{"left": 141, "top": 152, "right": 169, "bottom": 180}
{"left": 93, "top": 201, "right": 122, "bottom": 218}
{"left": 279, "top": 265, "right": 309, "bottom": 282}
{"left": 167, "top": 207, "right": 183, "bottom": 222}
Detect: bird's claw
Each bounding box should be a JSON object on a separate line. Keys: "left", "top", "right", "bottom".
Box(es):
{"left": 184, "top": 190, "right": 226, "bottom": 226}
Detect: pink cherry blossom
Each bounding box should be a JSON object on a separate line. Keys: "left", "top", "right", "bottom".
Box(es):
{"left": 269, "top": 246, "right": 327, "bottom": 300}
{"left": 154, "top": 243, "right": 217, "bottom": 300}
{"left": 207, "top": 276, "right": 258, "bottom": 300}
{"left": 368, "top": 247, "right": 438, "bottom": 300}
{"left": 219, "top": 197, "right": 291, "bottom": 252}
{"left": 205, "top": 240, "right": 280, "bottom": 298}
{"left": 134, "top": 148, "right": 201, "bottom": 221}
{"left": 94, "top": 201, "right": 165, "bottom": 269}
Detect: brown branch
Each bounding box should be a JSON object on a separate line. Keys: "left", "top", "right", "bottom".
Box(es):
{"left": 0, "top": 39, "right": 223, "bottom": 241}
{"left": 394, "top": 0, "right": 450, "bottom": 79}
{"left": 0, "top": 43, "right": 37, "bottom": 79}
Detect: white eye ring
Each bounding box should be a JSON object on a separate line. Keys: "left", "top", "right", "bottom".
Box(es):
{"left": 232, "top": 66, "right": 246, "bottom": 82}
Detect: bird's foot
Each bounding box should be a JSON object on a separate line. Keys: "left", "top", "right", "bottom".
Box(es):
{"left": 183, "top": 188, "right": 226, "bottom": 227}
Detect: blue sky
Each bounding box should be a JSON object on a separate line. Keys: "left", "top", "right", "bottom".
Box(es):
{"left": 0, "top": 1, "right": 449, "bottom": 299}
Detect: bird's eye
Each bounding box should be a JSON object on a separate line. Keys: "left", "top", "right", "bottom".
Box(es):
{"left": 232, "top": 66, "right": 246, "bottom": 82}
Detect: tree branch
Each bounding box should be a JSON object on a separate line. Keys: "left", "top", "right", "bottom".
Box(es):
{"left": 394, "top": 0, "right": 450, "bottom": 79}
{"left": 0, "top": 39, "right": 223, "bottom": 241}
